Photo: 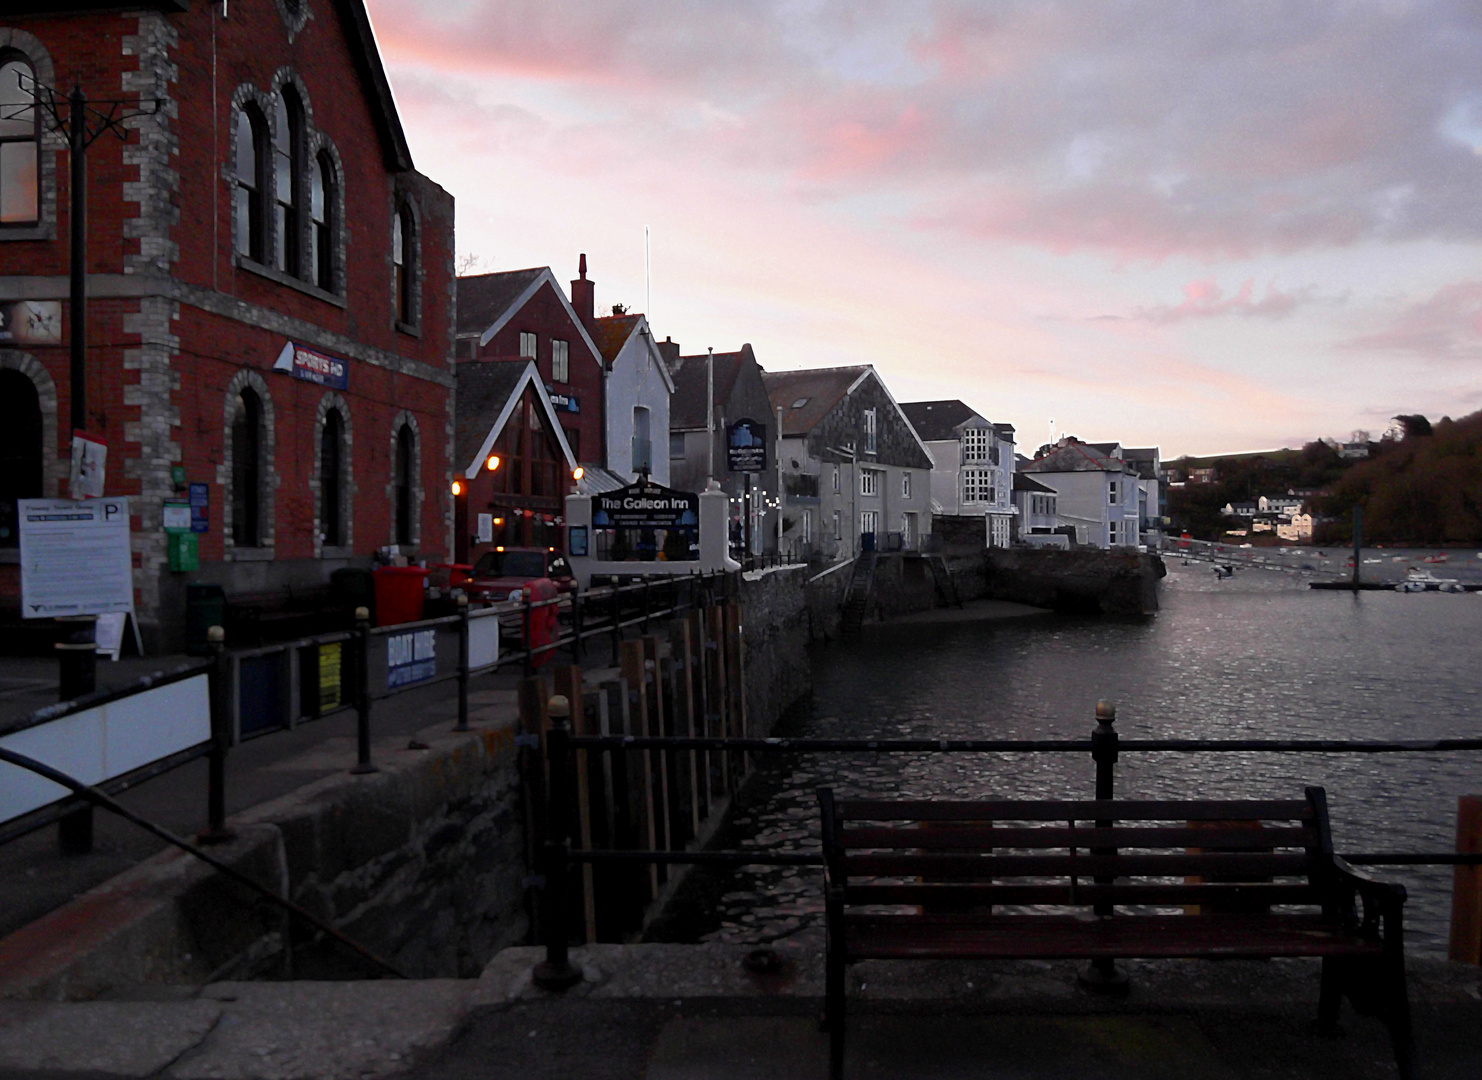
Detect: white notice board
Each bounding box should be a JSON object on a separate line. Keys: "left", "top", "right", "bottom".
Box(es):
{"left": 18, "top": 497, "right": 134, "bottom": 619}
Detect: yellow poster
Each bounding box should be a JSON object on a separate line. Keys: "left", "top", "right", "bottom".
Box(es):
{"left": 319, "top": 642, "right": 342, "bottom": 713}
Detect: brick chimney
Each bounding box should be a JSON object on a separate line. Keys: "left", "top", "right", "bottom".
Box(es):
{"left": 570, "top": 253, "right": 595, "bottom": 333}
{"left": 657, "top": 335, "right": 681, "bottom": 371}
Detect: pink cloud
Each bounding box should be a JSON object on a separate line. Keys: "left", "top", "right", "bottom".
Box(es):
{"left": 1344, "top": 282, "right": 1482, "bottom": 361}
{"left": 1133, "top": 278, "right": 1314, "bottom": 323}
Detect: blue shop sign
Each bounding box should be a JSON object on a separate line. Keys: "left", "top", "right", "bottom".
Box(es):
{"left": 274, "top": 341, "right": 349, "bottom": 390}
{"left": 546, "top": 387, "right": 580, "bottom": 413}
{"left": 387, "top": 628, "right": 437, "bottom": 688}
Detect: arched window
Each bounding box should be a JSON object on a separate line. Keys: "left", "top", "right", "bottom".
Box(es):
{"left": 0, "top": 370, "right": 42, "bottom": 546}
{"left": 273, "top": 88, "right": 302, "bottom": 275}
{"left": 310, "top": 150, "right": 335, "bottom": 291}
{"left": 319, "top": 408, "right": 344, "bottom": 547}
{"left": 231, "top": 387, "right": 263, "bottom": 546}
{"left": 394, "top": 422, "right": 415, "bottom": 547}
{"left": 233, "top": 105, "right": 267, "bottom": 261}
{"left": 0, "top": 56, "right": 40, "bottom": 226}
{"left": 392, "top": 202, "right": 414, "bottom": 325}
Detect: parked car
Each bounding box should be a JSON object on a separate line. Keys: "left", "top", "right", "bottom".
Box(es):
{"left": 463, "top": 547, "right": 574, "bottom": 603}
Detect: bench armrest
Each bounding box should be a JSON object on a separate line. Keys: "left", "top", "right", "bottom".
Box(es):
{"left": 1329, "top": 856, "right": 1406, "bottom": 942}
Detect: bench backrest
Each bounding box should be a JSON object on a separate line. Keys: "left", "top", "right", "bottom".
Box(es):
{"left": 818, "top": 788, "right": 1336, "bottom": 913}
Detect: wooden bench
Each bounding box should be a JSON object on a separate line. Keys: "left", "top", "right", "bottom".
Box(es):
{"left": 818, "top": 787, "right": 1413, "bottom": 1080}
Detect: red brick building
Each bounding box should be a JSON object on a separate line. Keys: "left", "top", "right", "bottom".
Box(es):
{"left": 456, "top": 264, "right": 604, "bottom": 467}
{"left": 0, "top": 1, "right": 455, "bottom": 649}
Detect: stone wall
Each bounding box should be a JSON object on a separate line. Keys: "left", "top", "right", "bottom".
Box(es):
{"left": 0, "top": 723, "right": 529, "bottom": 999}
{"left": 983, "top": 548, "right": 1165, "bottom": 616}
{"left": 737, "top": 565, "right": 811, "bottom": 733}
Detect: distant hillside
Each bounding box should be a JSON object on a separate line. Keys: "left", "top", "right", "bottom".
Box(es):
{"left": 1316, "top": 411, "right": 1482, "bottom": 544}
{"left": 1167, "top": 442, "right": 1356, "bottom": 539}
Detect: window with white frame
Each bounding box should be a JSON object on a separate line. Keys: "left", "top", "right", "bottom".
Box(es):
{"left": 962, "top": 427, "right": 990, "bottom": 462}
{"left": 1108, "top": 479, "right": 1119, "bottom": 505}
{"left": 860, "top": 468, "right": 879, "bottom": 496}
{"left": 551, "top": 339, "right": 569, "bottom": 382}
{"left": 902, "top": 470, "right": 911, "bottom": 498}
{"left": 860, "top": 509, "right": 878, "bottom": 536}
{"left": 519, "top": 331, "right": 537, "bottom": 358}
{"left": 862, "top": 408, "right": 877, "bottom": 453}
{"left": 962, "top": 467, "right": 992, "bottom": 503}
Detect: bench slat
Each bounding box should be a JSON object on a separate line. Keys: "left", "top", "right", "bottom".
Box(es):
{"left": 839, "top": 824, "right": 1316, "bottom": 851}
{"left": 842, "top": 913, "right": 1379, "bottom": 961}
{"left": 835, "top": 799, "right": 1313, "bottom": 823}
{"left": 842, "top": 882, "right": 1323, "bottom": 908}
{"left": 839, "top": 851, "right": 1314, "bottom": 879}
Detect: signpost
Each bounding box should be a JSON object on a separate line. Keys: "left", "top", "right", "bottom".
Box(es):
{"left": 18, "top": 497, "right": 133, "bottom": 619}
{"left": 727, "top": 418, "right": 766, "bottom": 473}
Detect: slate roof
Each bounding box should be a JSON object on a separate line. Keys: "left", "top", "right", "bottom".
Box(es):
{"left": 1122, "top": 447, "right": 1162, "bottom": 479}
{"left": 1022, "top": 440, "right": 1135, "bottom": 474}
{"left": 589, "top": 314, "right": 643, "bottom": 365}
{"left": 669, "top": 347, "right": 752, "bottom": 430}
{"left": 1013, "top": 472, "right": 1058, "bottom": 494}
{"left": 454, "top": 361, "right": 529, "bottom": 471}
{"left": 899, "top": 400, "right": 986, "bottom": 442}
{"left": 456, "top": 269, "right": 548, "bottom": 337}
{"left": 762, "top": 367, "right": 871, "bottom": 437}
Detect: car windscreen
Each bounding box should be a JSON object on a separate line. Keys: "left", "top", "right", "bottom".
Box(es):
{"left": 472, "top": 550, "right": 548, "bottom": 579}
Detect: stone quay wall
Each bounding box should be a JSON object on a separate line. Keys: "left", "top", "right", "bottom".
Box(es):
{"left": 737, "top": 565, "right": 813, "bottom": 733}
{"left": 983, "top": 548, "right": 1166, "bottom": 616}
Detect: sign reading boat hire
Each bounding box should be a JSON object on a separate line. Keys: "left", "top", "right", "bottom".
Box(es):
{"left": 592, "top": 480, "right": 699, "bottom": 530}
{"left": 274, "top": 341, "right": 349, "bottom": 390}
{"left": 386, "top": 628, "right": 436, "bottom": 688}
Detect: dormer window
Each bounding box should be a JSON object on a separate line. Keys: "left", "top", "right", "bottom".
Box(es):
{"left": 962, "top": 427, "right": 990, "bottom": 463}
{"left": 791, "top": 397, "right": 809, "bottom": 409}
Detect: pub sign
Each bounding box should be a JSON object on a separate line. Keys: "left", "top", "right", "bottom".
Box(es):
{"left": 592, "top": 479, "right": 699, "bottom": 529}
{"left": 727, "top": 418, "right": 767, "bottom": 473}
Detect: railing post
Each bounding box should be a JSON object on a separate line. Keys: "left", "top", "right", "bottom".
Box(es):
{"left": 1449, "top": 795, "right": 1482, "bottom": 964}
{"left": 642, "top": 576, "right": 651, "bottom": 633}
{"left": 198, "top": 625, "right": 236, "bottom": 844}
{"left": 533, "top": 694, "right": 582, "bottom": 990}
{"left": 55, "top": 615, "right": 98, "bottom": 855}
{"left": 455, "top": 594, "right": 471, "bottom": 733}
{"left": 1080, "top": 699, "right": 1127, "bottom": 993}
{"left": 610, "top": 579, "right": 621, "bottom": 660}
{"left": 352, "top": 606, "right": 377, "bottom": 774}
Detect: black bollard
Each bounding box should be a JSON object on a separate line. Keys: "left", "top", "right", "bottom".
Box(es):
{"left": 55, "top": 617, "right": 98, "bottom": 854}
{"left": 351, "top": 606, "right": 377, "bottom": 774}
{"left": 533, "top": 695, "right": 583, "bottom": 991}
{"left": 197, "top": 625, "right": 236, "bottom": 844}
{"left": 1079, "top": 699, "right": 1128, "bottom": 993}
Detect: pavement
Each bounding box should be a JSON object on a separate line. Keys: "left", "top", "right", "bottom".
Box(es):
{"left": 2, "top": 942, "right": 1481, "bottom": 1079}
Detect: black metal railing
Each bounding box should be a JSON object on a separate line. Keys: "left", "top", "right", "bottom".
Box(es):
{"left": 528, "top": 698, "right": 1482, "bottom": 987}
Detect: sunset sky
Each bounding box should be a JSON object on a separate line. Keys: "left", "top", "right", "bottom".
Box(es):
{"left": 368, "top": 0, "right": 1482, "bottom": 457}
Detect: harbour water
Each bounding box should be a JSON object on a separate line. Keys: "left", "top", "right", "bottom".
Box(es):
{"left": 659, "top": 555, "right": 1482, "bottom": 957}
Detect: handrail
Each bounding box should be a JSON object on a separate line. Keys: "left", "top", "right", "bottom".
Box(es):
{"left": 0, "top": 745, "right": 406, "bottom": 979}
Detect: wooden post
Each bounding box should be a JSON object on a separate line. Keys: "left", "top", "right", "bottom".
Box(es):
{"left": 619, "top": 639, "right": 659, "bottom": 897}
{"left": 552, "top": 666, "right": 596, "bottom": 943}
{"left": 1449, "top": 795, "right": 1482, "bottom": 964}
{"left": 687, "top": 609, "right": 713, "bottom": 815}
{"left": 642, "top": 636, "right": 673, "bottom": 859}
{"left": 678, "top": 615, "right": 702, "bottom": 837}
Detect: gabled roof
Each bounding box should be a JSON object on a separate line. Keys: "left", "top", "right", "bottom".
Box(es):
{"left": 456, "top": 268, "right": 603, "bottom": 369}
{"left": 12, "top": 1, "right": 413, "bottom": 169}
{"left": 1021, "top": 440, "right": 1136, "bottom": 475}
{"left": 761, "top": 365, "right": 934, "bottom": 466}
{"left": 590, "top": 314, "right": 676, "bottom": 393}
{"left": 899, "top": 400, "right": 988, "bottom": 442}
{"left": 1013, "top": 472, "right": 1058, "bottom": 494}
{"left": 669, "top": 346, "right": 754, "bottom": 430}
{"left": 455, "top": 360, "right": 577, "bottom": 477}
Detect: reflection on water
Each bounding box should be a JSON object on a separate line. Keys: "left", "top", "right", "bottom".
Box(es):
{"left": 676, "top": 559, "right": 1482, "bottom": 956}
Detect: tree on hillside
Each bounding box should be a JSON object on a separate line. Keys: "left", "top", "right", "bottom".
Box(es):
{"left": 1317, "top": 411, "right": 1482, "bottom": 544}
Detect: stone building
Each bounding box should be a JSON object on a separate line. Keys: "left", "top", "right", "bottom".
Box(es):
{"left": 0, "top": 1, "right": 456, "bottom": 649}
{"left": 899, "top": 399, "right": 1016, "bottom": 547}
{"left": 764, "top": 366, "right": 933, "bottom": 559}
